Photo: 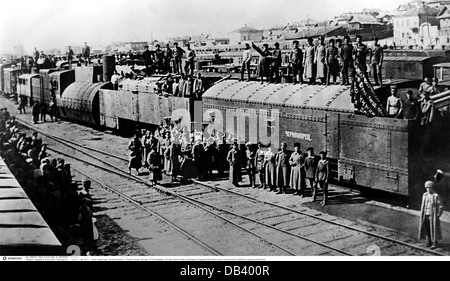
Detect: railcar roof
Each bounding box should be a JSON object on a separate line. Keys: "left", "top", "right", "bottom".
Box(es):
{"left": 203, "top": 80, "right": 355, "bottom": 112}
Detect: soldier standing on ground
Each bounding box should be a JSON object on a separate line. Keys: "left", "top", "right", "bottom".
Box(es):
{"left": 305, "top": 147, "right": 318, "bottom": 197}
{"left": 418, "top": 181, "right": 444, "bottom": 249}
{"left": 275, "top": 142, "right": 290, "bottom": 194}
{"left": 314, "top": 151, "right": 330, "bottom": 206}
{"left": 246, "top": 142, "right": 256, "bottom": 188}
{"left": 227, "top": 142, "right": 241, "bottom": 187}
{"left": 32, "top": 102, "right": 40, "bottom": 124}
{"left": 128, "top": 132, "right": 143, "bottom": 175}
{"left": 255, "top": 142, "right": 266, "bottom": 189}
{"left": 289, "top": 143, "right": 306, "bottom": 197}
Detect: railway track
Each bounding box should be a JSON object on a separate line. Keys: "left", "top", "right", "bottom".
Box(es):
{"left": 16, "top": 118, "right": 447, "bottom": 256}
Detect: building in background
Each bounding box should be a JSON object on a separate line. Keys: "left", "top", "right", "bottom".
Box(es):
{"left": 229, "top": 25, "right": 264, "bottom": 44}
{"left": 393, "top": 3, "right": 440, "bottom": 47}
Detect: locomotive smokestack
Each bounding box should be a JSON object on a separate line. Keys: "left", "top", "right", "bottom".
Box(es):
{"left": 102, "top": 55, "right": 115, "bottom": 82}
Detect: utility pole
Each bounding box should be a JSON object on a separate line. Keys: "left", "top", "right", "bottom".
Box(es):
{"left": 423, "top": 3, "right": 431, "bottom": 45}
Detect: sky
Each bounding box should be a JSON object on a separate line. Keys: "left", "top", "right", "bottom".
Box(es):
{"left": 0, "top": 0, "right": 412, "bottom": 54}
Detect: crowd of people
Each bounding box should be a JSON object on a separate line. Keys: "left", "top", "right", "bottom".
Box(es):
{"left": 127, "top": 124, "right": 331, "bottom": 206}
{"left": 0, "top": 110, "right": 97, "bottom": 255}
{"left": 246, "top": 35, "right": 384, "bottom": 86}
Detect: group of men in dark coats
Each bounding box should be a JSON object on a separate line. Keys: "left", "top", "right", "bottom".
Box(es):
{"left": 228, "top": 142, "right": 331, "bottom": 206}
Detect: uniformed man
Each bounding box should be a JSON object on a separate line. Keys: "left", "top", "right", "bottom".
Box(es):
{"left": 386, "top": 85, "right": 401, "bottom": 117}
{"left": 340, "top": 36, "right": 354, "bottom": 85}
{"left": 304, "top": 37, "right": 316, "bottom": 85}
{"left": 419, "top": 77, "right": 432, "bottom": 97}
{"left": 315, "top": 36, "right": 327, "bottom": 85}
{"left": 270, "top": 42, "right": 282, "bottom": 84}
{"left": 67, "top": 46, "right": 75, "bottom": 69}
{"left": 275, "top": 142, "right": 290, "bottom": 194}
{"left": 155, "top": 44, "right": 165, "bottom": 74}
{"left": 184, "top": 43, "right": 196, "bottom": 77}
{"left": 418, "top": 181, "right": 444, "bottom": 249}
{"left": 326, "top": 39, "right": 339, "bottom": 85}
{"left": 305, "top": 147, "right": 318, "bottom": 196}
{"left": 255, "top": 142, "right": 266, "bottom": 189}
{"left": 290, "top": 40, "right": 303, "bottom": 84}
{"left": 193, "top": 73, "right": 204, "bottom": 99}
{"left": 227, "top": 142, "right": 241, "bottom": 187}
{"left": 252, "top": 42, "right": 271, "bottom": 84}
{"left": 246, "top": 142, "right": 257, "bottom": 188}
{"left": 370, "top": 37, "right": 384, "bottom": 86}
{"left": 173, "top": 42, "right": 185, "bottom": 75}
{"left": 353, "top": 35, "right": 368, "bottom": 77}
{"left": 241, "top": 43, "right": 252, "bottom": 82}
{"left": 82, "top": 42, "right": 90, "bottom": 66}
{"left": 164, "top": 44, "right": 173, "bottom": 74}
{"left": 142, "top": 46, "right": 154, "bottom": 76}
{"left": 401, "top": 90, "right": 419, "bottom": 120}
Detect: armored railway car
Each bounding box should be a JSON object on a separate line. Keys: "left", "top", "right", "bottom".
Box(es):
{"left": 202, "top": 80, "right": 450, "bottom": 206}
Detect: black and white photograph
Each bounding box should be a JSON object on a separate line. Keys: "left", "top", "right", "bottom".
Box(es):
{"left": 1, "top": 0, "right": 450, "bottom": 261}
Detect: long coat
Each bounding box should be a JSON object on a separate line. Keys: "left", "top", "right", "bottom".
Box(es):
{"left": 227, "top": 148, "right": 241, "bottom": 184}
{"left": 314, "top": 44, "right": 327, "bottom": 78}
{"left": 147, "top": 150, "right": 162, "bottom": 181}
{"left": 275, "top": 150, "right": 290, "bottom": 188}
{"left": 264, "top": 150, "right": 276, "bottom": 186}
{"left": 418, "top": 193, "right": 443, "bottom": 242}
{"left": 253, "top": 43, "right": 272, "bottom": 78}
{"left": 128, "top": 138, "right": 142, "bottom": 169}
{"left": 256, "top": 149, "right": 266, "bottom": 171}
{"left": 289, "top": 152, "right": 306, "bottom": 189}
{"left": 304, "top": 45, "right": 316, "bottom": 79}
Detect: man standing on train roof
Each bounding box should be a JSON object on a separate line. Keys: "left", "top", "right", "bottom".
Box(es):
{"left": 240, "top": 43, "right": 252, "bottom": 82}
{"left": 142, "top": 45, "right": 154, "bottom": 76}
{"left": 67, "top": 46, "right": 74, "bottom": 69}
{"left": 290, "top": 40, "right": 303, "bottom": 85}
{"left": 340, "top": 35, "right": 354, "bottom": 86}
{"left": 304, "top": 37, "right": 316, "bottom": 85}
{"left": 164, "top": 44, "right": 173, "bottom": 74}
{"left": 154, "top": 44, "right": 165, "bottom": 74}
{"left": 173, "top": 42, "right": 185, "bottom": 75}
{"left": 418, "top": 181, "right": 443, "bottom": 249}
{"left": 193, "top": 73, "right": 204, "bottom": 99}
{"left": 369, "top": 37, "right": 384, "bottom": 86}
{"left": 353, "top": 35, "right": 369, "bottom": 78}
{"left": 386, "top": 85, "right": 401, "bottom": 118}
{"left": 82, "top": 42, "right": 90, "bottom": 66}
{"left": 184, "top": 43, "right": 196, "bottom": 77}
{"left": 325, "top": 39, "right": 339, "bottom": 86}
{"left": 270, "top": 42, "right": 282, "bottom": 84}
{"left": 252, "top": 42, "right": 272, "bottom": 84}
{"left": 315, "top": 36, "right": 327, "bottom": 85}
{"left": 275, "top": 142, "right": 290, "bottom": 194}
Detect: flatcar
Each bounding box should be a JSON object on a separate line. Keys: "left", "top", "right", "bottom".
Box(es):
{"left": 18, "top": 73, "right": 39, "bottom": 106}
{"left": 201, "top": 80, "right": 450, "bottom": 207}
